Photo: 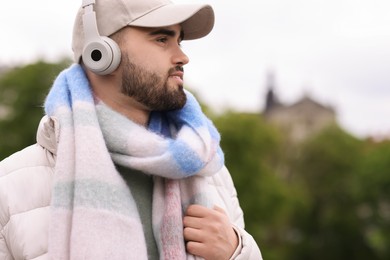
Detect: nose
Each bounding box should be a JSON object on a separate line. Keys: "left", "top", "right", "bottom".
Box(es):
{"left": 172, "top": 46, "right": 189, "bottom": 66}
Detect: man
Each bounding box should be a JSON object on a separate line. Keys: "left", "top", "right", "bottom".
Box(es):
{"left": 0, "top": 0, "right": 262, "bottom": 259}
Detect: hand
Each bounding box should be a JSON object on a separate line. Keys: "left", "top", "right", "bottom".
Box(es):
{"left": 183, "top": 204, "right": 239, "bottom": 260}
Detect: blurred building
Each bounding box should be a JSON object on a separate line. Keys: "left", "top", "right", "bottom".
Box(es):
{"left": 263, "top": 72, "right": 337, "bottom": 142}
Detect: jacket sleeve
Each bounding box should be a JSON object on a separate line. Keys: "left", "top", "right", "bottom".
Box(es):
{"left": 0, "top": 170, "right": 13, "bottom": 260}
{"left": 215, "top": 166, "right": 263, "bottom": 260}
{"left": 0, "top": 233, "right": 13, "bottom": 260}
{"left": 0, "top": 142, "right": 54, "bottom": 260}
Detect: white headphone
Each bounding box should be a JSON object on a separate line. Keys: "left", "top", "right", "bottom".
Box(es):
{"left": 81, "top": 0, "right": 121, "bottom": 75}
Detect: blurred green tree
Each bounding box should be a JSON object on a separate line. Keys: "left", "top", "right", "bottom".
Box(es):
{"left": 287, "top": 125, "right": 376, "bottom": 259}
{"left": 0, "top": 59, "right": 71, "bottom": 159}
{"left": 213, "top": 112, "right": 301, "bottom": 260}
{"left": 356, "top": 139, "right": 390, "bottom": 259}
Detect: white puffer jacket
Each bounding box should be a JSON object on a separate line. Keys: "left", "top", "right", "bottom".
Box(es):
{"left": 0, "top": 116, "right": 262, "bottom": 260}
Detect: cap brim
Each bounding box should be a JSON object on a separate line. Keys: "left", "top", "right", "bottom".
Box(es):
{"left": 128, "top": 4, "right": 214, "bottom": 40}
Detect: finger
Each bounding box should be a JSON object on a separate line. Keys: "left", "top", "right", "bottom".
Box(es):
{"left": 185, "top": 204, "right": 209, "bottom": 217}
{"left": 186, "top": 241, "right": 207, "bottom": 257}
{"left": 183, "top": 215, "right": 203, "bottom": 229}
{"left": 183, "top": 227, "right": 204, "bottom": 242}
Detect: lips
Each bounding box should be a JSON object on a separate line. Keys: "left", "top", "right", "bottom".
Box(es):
{"left": 169, "top": 71, "right": 184, "bottom": 80}
{"left": 169, "top": 71, "right": 184, "bottom": 85}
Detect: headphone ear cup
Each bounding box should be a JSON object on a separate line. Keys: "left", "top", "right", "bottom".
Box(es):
{"left": 82, "top": 36, "right": 121, "bottom": 75}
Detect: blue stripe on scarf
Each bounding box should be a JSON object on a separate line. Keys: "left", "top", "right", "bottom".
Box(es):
{"left": 45, "top": 64, "right": 93, "bottom": 115}
{"left": 166, "top": 91, "right": 205, "bottom": 129}
{"left": 168, "top": 140, "right": 204, "bottom": 176}
{"left": 217, "top": 147, "right": 225, "bottom": 165}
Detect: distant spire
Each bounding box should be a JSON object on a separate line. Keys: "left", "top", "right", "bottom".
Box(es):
{"left": 266, "top": 70, "right": 276, "bottom": 91}
{"left": 264, "top": 70, "right": 279, "bottom": 113}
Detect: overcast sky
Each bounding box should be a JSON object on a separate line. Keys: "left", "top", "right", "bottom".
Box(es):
{"left": 2, "top": 0, "right": 390, "bottom": 139}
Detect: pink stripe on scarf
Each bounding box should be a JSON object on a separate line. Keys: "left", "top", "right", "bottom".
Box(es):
{"left": 161, "top": 179, "right": 187, "bottom": 259}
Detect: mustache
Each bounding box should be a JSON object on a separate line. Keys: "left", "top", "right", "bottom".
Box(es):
{"left": 168, "top": 66, "right": 184, "bottom": 74}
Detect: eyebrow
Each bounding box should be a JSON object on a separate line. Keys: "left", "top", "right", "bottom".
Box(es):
{"left": 149, "top": 28, "right": 185, "bottom": 42}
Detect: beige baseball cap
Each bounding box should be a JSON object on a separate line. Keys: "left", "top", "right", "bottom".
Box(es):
{"left": 72, "top": 0, "right": 215, "bottom": 62}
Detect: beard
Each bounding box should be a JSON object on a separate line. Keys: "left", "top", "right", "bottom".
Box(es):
{"left": 120, "top": 55, "right": 187, "bottom": 111}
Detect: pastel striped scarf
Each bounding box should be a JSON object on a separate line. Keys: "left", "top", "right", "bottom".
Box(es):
{"left": 45, "top": 64, "right": 224, "bottom": 259}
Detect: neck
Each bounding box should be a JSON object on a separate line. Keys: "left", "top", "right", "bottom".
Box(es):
{"left": 85, "top": 69, "right": 150, "bottom": 127}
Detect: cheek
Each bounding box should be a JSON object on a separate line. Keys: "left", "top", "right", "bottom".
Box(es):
{"left": 122, "top": 42, "right": 170, "bottom": 74}
{"left": 136, "top": 54, "right": 169, "bottom": 75}
{"left": 123, "top": 43, "right": 149, "bottom": 64}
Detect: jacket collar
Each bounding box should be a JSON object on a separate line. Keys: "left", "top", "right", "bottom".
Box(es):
{"left": 36, "top": 116, "right": 59, "bottom": 155}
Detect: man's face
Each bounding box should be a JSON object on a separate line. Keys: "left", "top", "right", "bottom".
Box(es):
{"left": 117, "top": 24, "right": 189, "bottom": 111}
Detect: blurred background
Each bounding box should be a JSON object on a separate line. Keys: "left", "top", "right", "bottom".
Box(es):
{"left": 1, "top": 0, "right": 390, "bottom": 259}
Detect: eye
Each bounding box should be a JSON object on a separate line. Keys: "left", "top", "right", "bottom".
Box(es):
{"left": 156, "top": 37, "right": 168, "bottom": 44}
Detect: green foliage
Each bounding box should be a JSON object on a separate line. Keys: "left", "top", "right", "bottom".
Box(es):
{"left": 213, "top": 112, "right": 299, "bottom": 259}
{"left": 214, "top": 114, "right": 390, "bottom": 260}
{"left": 287, "top": 126, "right": 376, "bottom": 259}
{"left": 0, "top": 59, "right": 71, "bottom": 159}
{"left": 356, "top": 140, "right": 390, "bottom": 258}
